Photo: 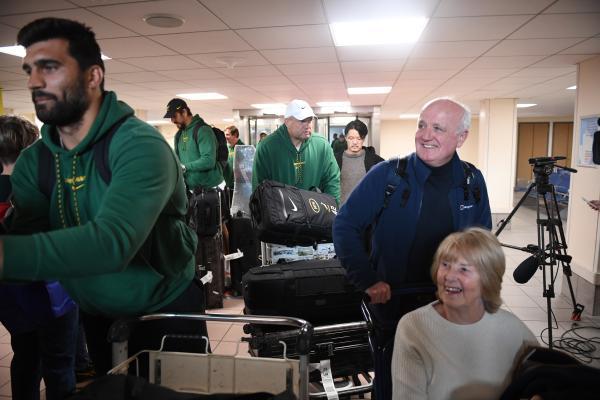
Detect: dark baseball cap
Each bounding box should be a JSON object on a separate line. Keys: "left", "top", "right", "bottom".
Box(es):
{"left": 164, "top": 98, "right": 188, "bottom": 118}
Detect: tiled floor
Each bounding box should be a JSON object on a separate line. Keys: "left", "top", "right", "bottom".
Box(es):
{"left": 1, "top": 200, "right": 599, "bottom": 398}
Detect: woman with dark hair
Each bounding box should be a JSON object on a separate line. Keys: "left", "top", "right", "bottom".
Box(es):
{"left": 335, "top": 119, "right": 384, "bottom": 204}
{"left": 0, "top": 115, "right": 78, "bottom": 400}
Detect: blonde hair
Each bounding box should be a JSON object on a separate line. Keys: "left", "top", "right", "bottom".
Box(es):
{"left": 431, "top": 227, "right": 505, "bottom": 313}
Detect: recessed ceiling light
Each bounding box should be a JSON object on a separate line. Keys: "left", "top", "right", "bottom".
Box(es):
{"left": 566, "top": 85, "right": 577, "bottom": 90}
{"left": 0, "top": 45, "right": 111, "bottom": 59}
{"left": 330, "top": 17, "right": 428, "bottom": 47}
{"left": 399, "top": 113, "right": 420, "bottom": 119}
{"left": 146, "top": 120, "right": 171, "bottom": 125}
{"left": 348, "top": 87, "right": 391, "bottom": 95}
{"left": 143, "top": 14, "right": 185, "bottom": 28}
{"left": 177, "top": 92, "right": 228, "bottom": 100}
{"left": 516, "top": 103, "right": 537, "bottom": 108}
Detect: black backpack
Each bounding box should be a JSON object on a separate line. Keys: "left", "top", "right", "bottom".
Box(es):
{"left": 181, "top": 124, "right": 229, "bottom": 171}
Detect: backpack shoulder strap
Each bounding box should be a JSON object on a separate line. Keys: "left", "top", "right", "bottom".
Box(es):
{"left": 93, "top": 116, "right": 130, "bottom": 184}
{"left": 460, "top": 161, "right": 481, "bottom": 203}
{"left": 38, "top": 145, "right": 55, "bottom": 199}
{"left": 192, "top": 123, "right": 202, "bottom": 144}
{"left": 375, "top": 156, "right": 411, "bottom": 222}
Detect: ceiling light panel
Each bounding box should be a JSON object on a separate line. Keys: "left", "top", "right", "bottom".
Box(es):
{"left": 330, "top": 17, "right": 428, "bottom": 46}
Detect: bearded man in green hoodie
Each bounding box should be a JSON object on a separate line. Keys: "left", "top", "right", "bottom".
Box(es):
{"left": 252, "top": 99, "right": 340, "bottom": 203}
{"left": 0, "top": 17, "right": 207, "bottom": 375}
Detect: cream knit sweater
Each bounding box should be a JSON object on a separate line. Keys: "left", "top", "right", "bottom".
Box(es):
{"left": 391, "top": 302, "right": 537, "bottom": 400}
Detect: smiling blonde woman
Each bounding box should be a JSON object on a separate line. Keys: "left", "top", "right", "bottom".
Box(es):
{"left": 391, "top": 228, "right": 537, "bottom": 400}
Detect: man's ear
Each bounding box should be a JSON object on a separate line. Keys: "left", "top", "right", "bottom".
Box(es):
{"left": 87, "top": 65, "right": 104, "bottom": 90}
{"left": 456, "top": 130, "right": 469, "bottom": 148}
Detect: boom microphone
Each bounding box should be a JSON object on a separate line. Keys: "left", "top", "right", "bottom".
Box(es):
{"left": 513, "top": 256, "right": 540, "bottom": 284}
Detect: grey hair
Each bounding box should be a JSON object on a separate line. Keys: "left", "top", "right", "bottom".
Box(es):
{"left": 421, "top": 97, "right": 471, "bottom": 135}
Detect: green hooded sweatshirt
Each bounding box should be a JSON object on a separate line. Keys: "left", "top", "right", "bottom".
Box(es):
{"left": 174, "top": 115, "right": 223, "bottom": 189}
{"left": 252, "top": 125, "right": 341, "bottom": 203}
{"left": 3, "top": 92, "right": 197, "bottom": 317}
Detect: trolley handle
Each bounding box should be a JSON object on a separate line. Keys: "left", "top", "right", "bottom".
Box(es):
{"left": 107, "top": 313, "right": 313, "bottom": 355}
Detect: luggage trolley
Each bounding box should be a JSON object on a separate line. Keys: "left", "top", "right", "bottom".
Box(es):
{"left": 108, "top": 313, "right": 313, "bottom": 399}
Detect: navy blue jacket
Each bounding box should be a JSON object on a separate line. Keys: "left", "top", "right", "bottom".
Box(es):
{"left": 333, "top": 152, "right": 492, "bottom": 291}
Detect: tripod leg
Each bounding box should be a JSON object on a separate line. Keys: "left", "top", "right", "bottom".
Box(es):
{"left": 495, "top": 183, "right": 537, "bottom": 236}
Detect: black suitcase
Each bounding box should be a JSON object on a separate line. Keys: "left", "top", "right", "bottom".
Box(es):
{"left": 242, "top": 258, "right": 363, "bottom": 325}
{"left": 188, "top": 188, "right": 220, "bottom": 238}
{"left": 197, "top": 235, "right": 224, "bottom": 309}
{"left": 228, "top": 212, "right": 260, "bottom": 295}
{"left": 249, "top": 180, "right": 337, "bottom": 246}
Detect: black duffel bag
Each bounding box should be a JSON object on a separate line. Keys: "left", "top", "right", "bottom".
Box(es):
{"left": 249, "top": 180, "right": 337, "bottom": 246}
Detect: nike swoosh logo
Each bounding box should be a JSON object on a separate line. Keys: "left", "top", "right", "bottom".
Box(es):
{"left": 288, "top": 196, "right": 298, "bottom": 212}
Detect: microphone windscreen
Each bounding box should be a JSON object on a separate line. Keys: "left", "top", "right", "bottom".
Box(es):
{"left": 513, "top": 256, "right": 539, "bottom": 284}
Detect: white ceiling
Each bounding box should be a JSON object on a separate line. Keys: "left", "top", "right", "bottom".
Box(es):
{"left": 1, "top": 0, "right": 599, "bottom": 122}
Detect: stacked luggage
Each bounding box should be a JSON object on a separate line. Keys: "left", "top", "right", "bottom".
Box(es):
{"left": 243, "top": 180, "right": 373, "bottom": 398}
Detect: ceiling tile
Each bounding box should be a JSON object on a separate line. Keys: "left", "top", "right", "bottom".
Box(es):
{"left": 188, "top": 51, "right": 270, "bottom": 68}
{"left": 0, "top": 0, "right": 78, "bottom": 16}
{"left": 237, "top": 25, "right": 333, "bottom": 50}
{"left": 156, "top": 68, "right": 226, "bottom": 80}
{"left": 261, "top": 47, "right": 337, "bottom": 64}
{"left": 532, "top": 53, "right": 597, "bottom": 67}
{"left": 347, "top": 94, "right": 388, "bottom": 106}
{"left": 468, "top": 55, "right": 545, "bottom": 69}
{"left": 278, "top": 62, "right": 340, "bottom": 75}
{"left": 0, "top": 22, "right": 18, "bottom": 46}
{"left": 404, "top": 57, "right": 473, "bottom": 70}
{"left": 236, "top": 75, "right": 293, "bottom": 86}
{"left": 398, "top": 69, "right": 458, "bottom": 80}
{"left": 122, "top": 55, "right": 203, "bottom": 71}
{"left": 110, "top": 71, "right": 176, "bottom": 83}
{"left": 336, "top": 44, "right": 413, "bottom": 62}
{"left": 486, "top": 38, "right": 582, "bottom": 56}
{"left": 218, "top": 65, "right": 282, "bottom": 78}
{"left": 98, "top": 37, "right": 177, "bottom": 58}
{"left": 104, "top": 60, "right": 145, "bottom": 74}
{"left": 544, "top": 0, "right": 600, "bottom": 13}
{"left": 289, "top": 74, "right": 344, "bottom": 85}
{"left": 0, "top": 8, "right": 136, "bottom": 39}
{"left": 509, "top": 14, "right": 600, "bottom": 39}
{"left": 560, "top": 37, "right": 600, "bottom": 54}
{"left": 150, "top": 31, "right": 252, "bottom": 54}
{"left": 0, "top": 69, "right": 25, "bottom": 81}
{"left": 434, "top": 0, "right": 553, "bottom": 17}
{"left": 90, "top": 0, "right": 227, "bottom": 35}
{"left": 510, "top": 66, "right": 575, "bottom": 78}
{"left": 341, "top": 60, "right": 406, "bottom": 73}
{"left": 420, "top": 16, "right": 531, "bottom": 42}
{"left": 411, "top": 41, "right": 496, "bottom": 58}
{"left": 201, "top": 0, "right": 326, "bottom": 29}
{"left": 344, "top": 71, "right": 399, "bottom": 84}
{"left": 0, "top": 53, "right": 22, "bottom": 68}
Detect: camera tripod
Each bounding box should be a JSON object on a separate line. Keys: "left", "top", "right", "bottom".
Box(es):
{"left": 495, "top": 156, "right": 584, "bottom": 348}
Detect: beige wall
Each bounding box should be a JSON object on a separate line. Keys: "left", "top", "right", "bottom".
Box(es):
{"left": 379, "top": 117, "right": 480, "bottom": 165}
{"left": 566, "top": 55, "right": 600, "bottom": 284}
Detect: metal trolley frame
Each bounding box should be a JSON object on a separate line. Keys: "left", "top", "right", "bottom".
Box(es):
{"left": 108, "top": 313, "right": 313, "bottom": 399}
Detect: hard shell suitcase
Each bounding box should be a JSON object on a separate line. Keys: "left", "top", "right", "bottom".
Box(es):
{"left": 242, "top": 258, "right": 363, "bottom": 325}
{"left": 197, "top": 234, "right": 225, "bottom": 309}
{"left": 228, "top": 212, "right": 260, "bottom": 295}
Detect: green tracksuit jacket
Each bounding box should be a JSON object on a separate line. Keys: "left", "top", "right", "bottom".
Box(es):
{"left": 2, "top": 92, "right": 197, "bottom": 316}
{"left": 174, "top": 115, "right": 223, "bottom": 189}
{"left": 252, "top": 125, "right": 341, "bottom": 203}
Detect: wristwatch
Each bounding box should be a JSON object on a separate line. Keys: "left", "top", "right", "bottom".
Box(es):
{"left": 181, "top": 164, "right": 187, "bottom": 173}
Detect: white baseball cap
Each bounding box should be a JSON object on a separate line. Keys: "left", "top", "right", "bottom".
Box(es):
{"left": 284, "top": 99, "right": 316, "bottom": 120}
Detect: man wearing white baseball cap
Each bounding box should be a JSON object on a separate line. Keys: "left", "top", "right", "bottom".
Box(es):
{"left": 252, "top": 99, "right": 340, "bottom": 203}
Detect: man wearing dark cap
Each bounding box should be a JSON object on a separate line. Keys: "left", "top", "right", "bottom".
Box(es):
{"left": 165, "top": 98, "right": 223, "bottom": 190}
